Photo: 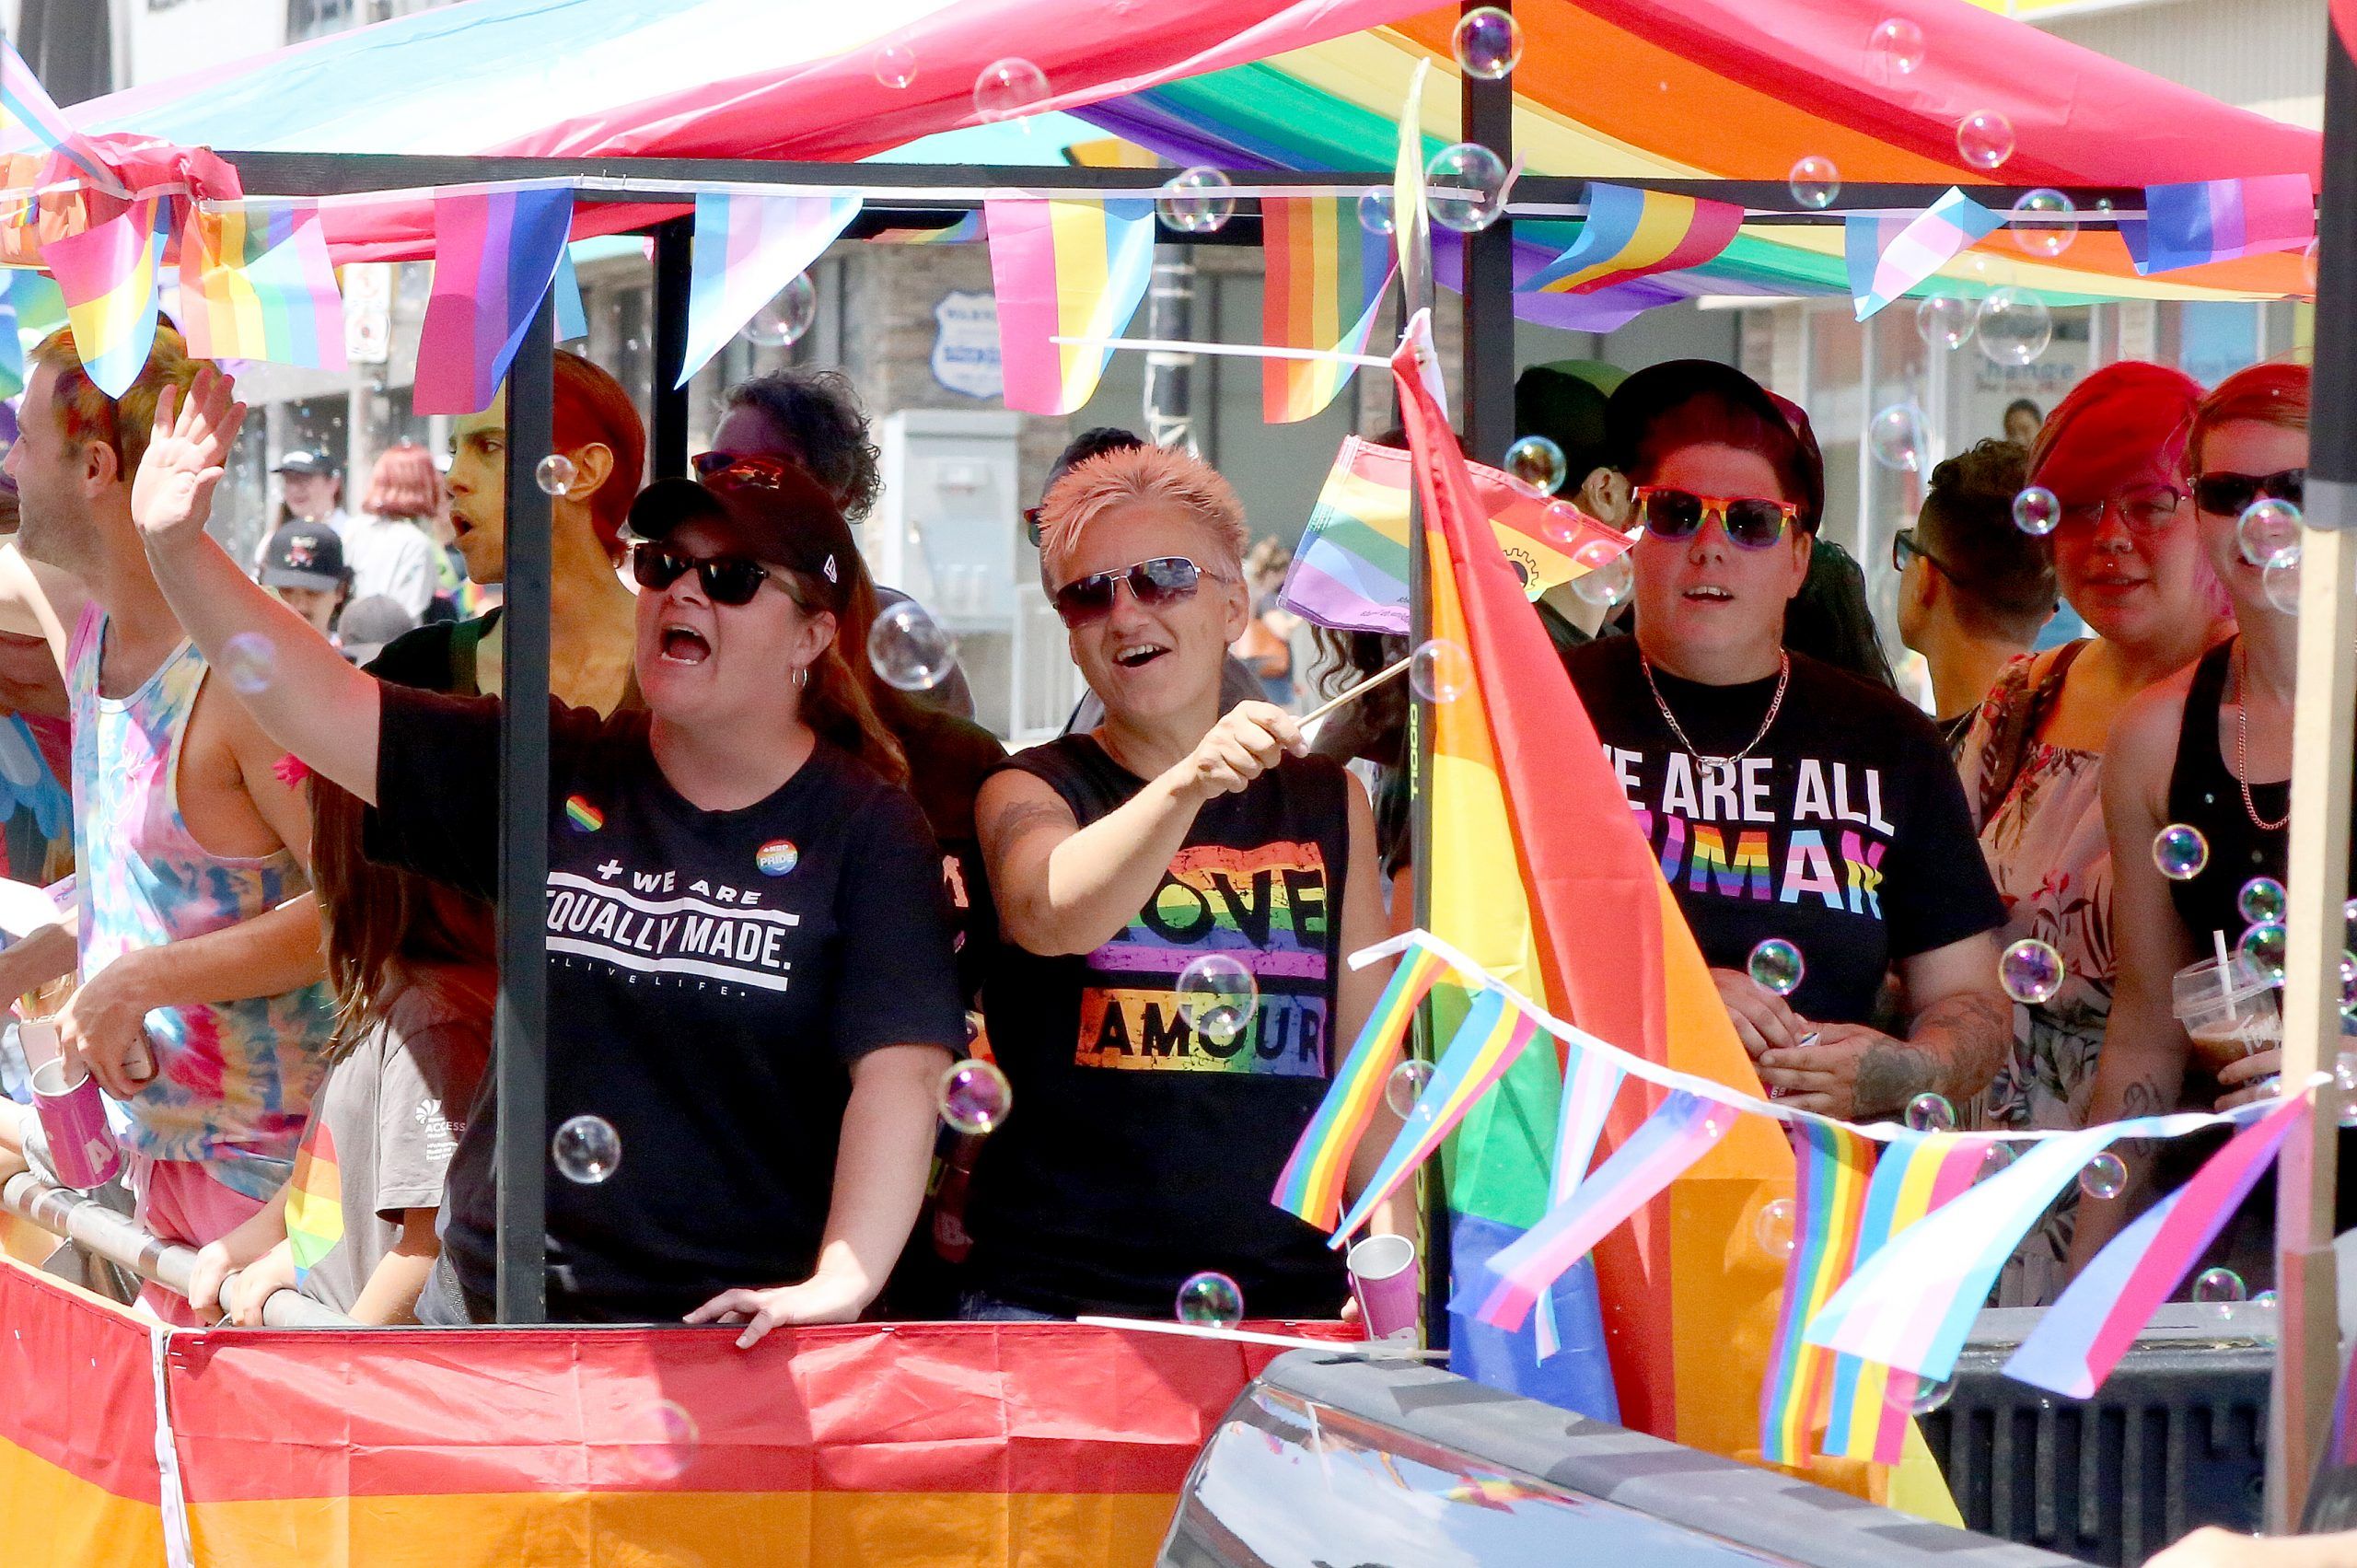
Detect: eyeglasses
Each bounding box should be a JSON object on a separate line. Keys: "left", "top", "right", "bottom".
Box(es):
{"left": 2191, "top": 467, "right": 2305, "bottom": 518}
{"left": 631, "top": 544, "right": 775, "bottom": 607}
{"left": 1891, "top": 528, "right": 1956, "bottom": 579}
{"left": 1051, "top": 555, "right": 1221, "bottom": 628}
{"left": 691, "top": 451, "right": 803, "bottom": 491}
{"left": 2055, "top": 482, "right": 2184, "bottom": 536}
{"left": 1631, "top": 485, "right": 1798, "bottom": 551}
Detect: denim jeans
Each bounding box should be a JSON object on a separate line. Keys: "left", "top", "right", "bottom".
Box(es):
{"left": 955, "top": 1291, "right": 1065, "bottom": 1323}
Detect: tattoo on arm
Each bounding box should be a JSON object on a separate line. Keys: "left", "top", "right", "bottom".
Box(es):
{"left": 1905, "top": 991, "right": 2013, "bottom": 1101}
{"left": 1852, "top": 1042, "right": 1938, "bottom": 1119}
{"left": 2119, "top": 1077, "right": 2165, "bottom": 1121}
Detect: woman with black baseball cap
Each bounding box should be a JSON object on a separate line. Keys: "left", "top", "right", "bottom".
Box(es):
{"left": 124, "top": 366, "right": 966, "bottom": 1338}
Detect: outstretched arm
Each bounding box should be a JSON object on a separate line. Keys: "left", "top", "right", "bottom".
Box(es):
{"left": 131, "top": 366, "right": 381, "bottom": 803}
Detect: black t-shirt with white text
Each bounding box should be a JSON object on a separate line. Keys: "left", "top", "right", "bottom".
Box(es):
{"left": 1562, "top": 639, "right": 2003, "bottom": 1023}
{"left": 366, "top": 688, "right": 966, "bottom": 1321}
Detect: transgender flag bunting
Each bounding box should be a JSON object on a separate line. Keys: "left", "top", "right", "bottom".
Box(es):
{"left": 1851, "top": 188, "right": 2002, "bottom": 321}
{"left": 678, "top": 192, "right": 861, "bottom": 387}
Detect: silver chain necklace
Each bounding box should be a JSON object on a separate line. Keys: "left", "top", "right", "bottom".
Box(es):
{"left": 1640, "top": 650, "right": 1792, "bottom": 782}
{"left": 2232, "top": 639, "right": 2291, "bottom": 833}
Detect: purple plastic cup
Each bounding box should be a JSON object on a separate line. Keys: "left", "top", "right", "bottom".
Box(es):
{"left": 1347, "top": 1233, "right": 1421, "bottom": 1343}
{"left": 31, "top": 1057, "right": 121, "bottom": 1191}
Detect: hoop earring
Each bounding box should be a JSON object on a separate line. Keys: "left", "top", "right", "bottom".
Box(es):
{"left": 792, "top": 664, "right": 809, "bottom": 688}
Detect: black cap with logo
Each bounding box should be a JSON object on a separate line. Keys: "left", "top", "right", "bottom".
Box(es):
{"left": 627, "top": 472, "right": 856, "bottom": 615}
{"left": 259, "top": 523, "right": 347, "bottom": 593}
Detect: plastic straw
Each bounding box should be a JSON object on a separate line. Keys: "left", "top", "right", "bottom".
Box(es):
{"left": 2214, "top": 929, "right": 2236, "bottom": 1022}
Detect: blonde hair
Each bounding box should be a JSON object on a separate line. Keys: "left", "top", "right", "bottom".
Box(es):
{"left": 29, "top": 321, "right": 198, "bottom": 482}
{"left": 1038, "top": 443, "right": 1248, "bottom": 585}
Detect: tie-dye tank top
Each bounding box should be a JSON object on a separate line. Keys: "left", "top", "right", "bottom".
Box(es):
{"left": 67, "top": 605, "right": 334, "bottom": 1199}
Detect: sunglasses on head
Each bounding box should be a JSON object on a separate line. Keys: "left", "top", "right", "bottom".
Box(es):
{"left": 2191, "top": 467, "right": 2305, "bottom": 518}
{"left": 1051, "top": 555, "right": 1220, "bottom": 628}
{"left": 631, "top": 544, "right": 776, "bottom": 607}
{"left": 691, "top": 451, "right": 802, "bottom": 491}
{"left": 1631, "top": 485, "right": 1799, "bottom": 550}
{"left": 2055, "top": 482, "right": 2184, "bottom": 536}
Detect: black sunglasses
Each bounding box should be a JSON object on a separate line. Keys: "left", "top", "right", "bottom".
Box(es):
{"left": 631, "top": 544, "right": 774, "bottom": 607}
{"left": 2191, "top": 467, "right": 2305, "bottom": 518}
{"left": 1632, "top": 485, "right": 1798, "bottom": 551}
{"left": 1051, "top": 555, "right": 1219, "bottom": 628}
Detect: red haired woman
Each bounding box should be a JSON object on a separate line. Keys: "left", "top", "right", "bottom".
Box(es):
{"left": 343, "top": 442, "right": 440, "bottom": 620}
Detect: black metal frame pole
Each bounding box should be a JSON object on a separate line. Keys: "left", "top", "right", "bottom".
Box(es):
{"left": 1460, "top": 1, "right": 1516, "bottom": 466}
{"left": 651, "top": 215, "right": 693, "bottom": 480}
{"left": 493, "top": 293, "right": 557, "bottom": 1326}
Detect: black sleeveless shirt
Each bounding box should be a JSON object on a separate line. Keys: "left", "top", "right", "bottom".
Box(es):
{"left": 967, "top": 737, "right": 1353, "bottom": 1318}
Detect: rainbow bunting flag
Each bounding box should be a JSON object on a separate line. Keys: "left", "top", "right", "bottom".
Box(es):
{"left": 178, "top": 201, "right": 349, "bottom": 373}
{"left": 679, "top": 192, "right": 861, "bottom": 387}
{"left": 1524, "top": 184, "right": 1743, "bottom": 296}
{"left": 1850, "top": 188, "right": 2002, "bottom": 320}
{"left": 870, "top": 212, "right": 985, "bottom": 245}
{"left": 1278, "top": 435, "right": 1630, "bottom": 635}
{"left": 1759, "top": 1122, "right": 1873, "bottom": 1467}
{"left": 412, "top": 186, "right": 575, "bottom": 417}
{"left": 985, "top": 196, "right": 1155, "bottom": 416}
{"left": 43, "top": 195, "right": 165, "bottom": 398}
{"left": 2121, "top": 175, "right": 2315, "bottom": 275}
{"left": 0, "top": 39, "right": 122, "bottom": 193}
{"left": 1271, "top": 943, "right": 1446, "bottom": 1229}
{"left": 2005, "top": 1095, "right": 2303, "bottom": 1399}
{"left": 1260, "top": 195, "right": 1394, "bottom": 424}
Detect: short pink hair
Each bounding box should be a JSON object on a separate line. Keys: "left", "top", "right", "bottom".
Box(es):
{"left": 1038, "top": 443, "right": 1248, "bottom": 585}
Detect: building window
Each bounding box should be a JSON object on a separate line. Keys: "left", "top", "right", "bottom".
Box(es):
{"left": 287, "top": 0, "right": 360, "bottom": 41}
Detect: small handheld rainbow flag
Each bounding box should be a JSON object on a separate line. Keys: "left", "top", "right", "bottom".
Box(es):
{"left": 178, "top": 202, "right": 349, "bottom": 373}
{"left": 1850, "top": 188, "right": 2002, "bottom": 320}
{"left": 412, "top": 186, "right": 575, "bottom": 417}
{"left": 679, "top": 192, "right": 861, "bottom": 387}
{"left": 0, "top": 40, "right": 122, "bottom": 194}
{"left": 1525, "top": 184, "right": 1743, "bottom": 296}
{"left": 2121, "top": 175, "right": 2315, "bottom": 275}
{"left": 1759, "top": 1121, "right": 1872, "bottom": 1467}
{"left": 986, "top": 196, "right": 1155, "bottom": 415}
{"left": 43, "top": 195, "right": 165, "bottom": 398}
{"left": 1271, "top": 944, "right": 1446, "bottom": 1228}
{"left": 1260, "top": 196, "right": 1395, "bottom": 424}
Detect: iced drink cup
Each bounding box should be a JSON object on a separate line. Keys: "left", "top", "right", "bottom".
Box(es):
{"left": 2173, "top": 954, "right": 2282, "bottom": 1078}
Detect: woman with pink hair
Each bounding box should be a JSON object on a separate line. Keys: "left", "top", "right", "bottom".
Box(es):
{"left": 343, "top": 443, "right": 440, "bottom": 620}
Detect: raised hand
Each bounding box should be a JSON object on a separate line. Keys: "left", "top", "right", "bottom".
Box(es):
{"left": 131, "top": 364, "right": 247, "bottom": 553}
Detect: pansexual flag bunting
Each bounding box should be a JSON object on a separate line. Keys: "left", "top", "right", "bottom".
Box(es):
{"left": 986, "top": 196, "right": 1155, "bottom": 415}
{"left": 1260, "top": 195, "right": 1394, "bottom": 423}
{"left": 1271, "top": 943, "right": 1446, "bottom": 1228}
{"left": 1524, "top": 184, "right": 1743, "bottom": 296}
{"left": 1760, "top": 1121, "right": 1873, "bottom": 1467}
{"left": 178, "top": 201, "right": 349, "bottom": 373}
{"left": 43, "top": 196, "right": 165, "bottom": 398}
{"left": 2120, "top": 175, "right": 2315, "bottom": 275}
{"left": 1851, "top": 188, "right": 2003, "bottom": 320}
{"left": 412, "top": 186, "right": 575, "bottom": 416}
{"left": 679, "top": 192, "right": 861, "bottom": 387}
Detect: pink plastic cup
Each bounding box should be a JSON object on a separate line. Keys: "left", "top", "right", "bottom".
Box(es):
{"left": 1348, "top": 1233, "right": 1421, "bottom": 1343}
{"left": 30, "top": 1056, "right": 121, "bottom": 1191}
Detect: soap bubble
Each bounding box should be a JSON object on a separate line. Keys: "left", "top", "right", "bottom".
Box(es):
{"left": 1568, "top": 542, "right": 1633, "bottom": 610}
{"left": 1424, "top": 143, "right": 1511, "bottom": 233}
{"left": 2010, "top": 190, "right": 2078, "bottom": 259}
{"left": 1975, "top": 288, "right": 2053, "bottom": 366}
{"left": 742, "top": 273, "right": 817, "bottom": 347}
{"left": 1356, "top": 189, "right": 1396, "bottom": 236}
{"left": 1747, "top": 938, "right": 1805, "bottom": 997}
{"left": 973, "top": 57, "right": 1049, "bottom": 122}
{"left": 552, "top": 1115, "right": 621, "bottom": 1183}
{"left": 221, "top": 633, "right": 275, "bottom": 696}
{"left": 1955, "top": 110, "right": 2016, "bottom": 170}
{"left": 1788, "top": 157, "right": 1840, "bottom": 211}
{"left": 1452, "top": 6, "right": 1525, "bottom": 78}
{"left": 1916, "top": 294, "right": 1974, "bottom": 351}
{"left": 2192, "top": 1267, "right": 2247, "bottom": 1318}
{"left": 1980, "top": 1141, "right": 2017, "bottom": 1179}
{"left": 867, "top": 598, "right": 956, "bottom": 691}
{"left": 1386, "top": 1058, "right": 1433, "bottom": 1117}
{"left": 1410, "top": 638, "right": 1473, "bottom": 703}
{"left": 1887, "top": 1371, "right": 1954, "bottom": 1415}
{"left": 536, "top": 453, "right": 576, "bottom": 497}
{"left": 1868, "top": 17, "right": 1926, "bottom": 75}
{"left": 2000, "top": 938, "right": 2066, "bottom": 1005}
{"left": 1177, "top": 953, "right": 1258, "bottom": 1046}
{"left": 1504, "top": 435, "right": 1569, "bottom": 494}
{"left": 938, "top": 1061, "right": 1013, "bottom": 1134}
{"left": 2253, "top": 1288, "right": 2280, "bottom": 1323}
{"left": 1176, "top": 1270, "right": 1245, "bottom": 1328}
{"left": 2237, "top": 498, "right": 2303, "bottom": 567}
{"left": 1906, "top": 1093, "right": 1956, "bottom": 1133}
{"left": 619, "top": 1400, "right": 701, "bottom": 1482}
{"left": 873, "top": 41, "right": 918, "bottom": 89}
{"left": 1156, "top": 168, "right": 1236, "bottom": 236}
{"left": 2341, "top": 1046, "right": 2357, "bottom": 1094}
{"left": 2238, "top": 877, "right": 2287, "bottom": 927}
{"left": 2265, "top": 552, "right": 2303, "bottom": 616}
{"left": 2152, "top": 823, "right": 2210, "bottom": 881}
{"left": 2342, "top": 956, "right": 2357, "bottom": 1019}
{"left": 2079, "top": 1151, "right": 2127, "bottom": 1201}
{"left": 2012, "top": 486, "right": 2061, "bottom": 536}
{"left": 1867, "top": 403, "right": 1925, "bottom": 471}
{"left": 1756, "top": 1197, "right": 1796, "bottom": 1259}
{"left": 2238, "top": 921, "right": 2288, "bottom": 983}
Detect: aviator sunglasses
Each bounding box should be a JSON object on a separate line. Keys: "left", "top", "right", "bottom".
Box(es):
{"left": 1631, "top": 485, "right": 1800, "bottom": 551}
{"left": 1051, "top": 555, "right": 1224, "bottom": 628}
{"left": 631, "top": 544, "right": 776, "bottom": 607}
{"left": 2191, "top": 467, "right": 2304, "bottom": 517}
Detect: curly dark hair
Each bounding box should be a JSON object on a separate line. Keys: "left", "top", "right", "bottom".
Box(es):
{"left": 719, "top": 368, "right": 883, "bottom": 522}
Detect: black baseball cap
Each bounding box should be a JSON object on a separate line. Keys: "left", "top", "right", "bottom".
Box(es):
{"left": 259, "top": 523, "right": 347, "bottom": 593}
{"left": 626, "top": 474, "right": 854, "bottom": 615}
{"left": 273, "top": 448, "right": 338, "bottom": 477}
{"left": 1606, "top": 359, "right": 1825, "bottom": 534}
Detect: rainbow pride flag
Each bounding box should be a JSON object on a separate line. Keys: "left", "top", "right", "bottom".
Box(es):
{"left": 2122, "top": 175, "right": 2315, "bottom": 275}
{"left": 412, "top": 186, "right": 575, "bottom": 416}
{"left": 1524, "top": 184, "right": 1743, "bottom": 296}
{"left": 1260, "top": 196, "right": 1394, "bottom": 424}
{"left": 985, "top": 196, "right": 1155, "bottom": 415}
{"left": 1759, "top": 1122, "right": 1872, "bottom": 1467}
{"left": 284, "top": 1121, "right": 343, "bottom": 1285}
{"left": 679, "top": 192, "right": 861, "bottom": 386}
{"left": 1271, "top": 942, "right": 1446, "bottom": 1229}
{"left": 1850, "top": 188, "right": 2002, "bottom": 320}
{"left": 178, "top": 201, "right": 349, "bottom": 373}
{"left": 42, "top": 195, "right": 165, "bottom": 398}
